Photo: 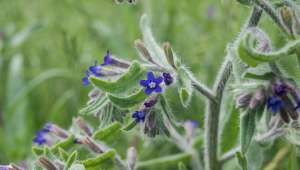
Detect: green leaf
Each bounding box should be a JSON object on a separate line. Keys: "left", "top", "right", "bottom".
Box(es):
{"left": 93, "top": 122, "right": 122, "bottom": 140}
{"left": 220, "top": 105, "right": 240, "bottom": 154}
{"left": 236, "top": 151, "right": 248, "bottom": 170}
{"left": 89, "top": 61, "right": 146, "bottom": 94}
{"left": 82, "top": 150, "right": 115, "bottom": 168}
{"left": 50, "top": 135, "right": 75, "bottom": 153}
{"left": 177, "top": 67, "right": 193, "bottom": 107}
{"left": 240, "top": 109, "right": 256, "bottom": 153}
{"left": 79, "top": 95, "right": 109, "bottom": 115}
{"left": 32, "top": 146, "right": 44, "bottom": 156}
{"left": 65, "top": 151, "right": 78, "bottom": 169}
{"left": 107, "top": 88, "right": 147, "bottom": 108}
{"left": 122, "top": 120, "right": 137, "bottom": 131}
{"left": 58, "top": 148, "right": 69, "bottom": 161}
{"left": 70, "top": 164, "right": 85, "bottom": 170}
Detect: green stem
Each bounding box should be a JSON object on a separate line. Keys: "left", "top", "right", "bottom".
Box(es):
{"left": 204, "top": 7, "right": 263, "bottom": 170}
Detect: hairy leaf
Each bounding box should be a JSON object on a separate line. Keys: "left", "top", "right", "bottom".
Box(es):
{"left": 240, "top": 109, "right": 256, "bottom": 154}
{"left": 107, "top": 88, "right": 147, "bottom": 108}
{"left": 93, "top": 122, "right": 122, "bottom": 140}
{"left": 90, "top": 61, "right": 146, "bottom": 94}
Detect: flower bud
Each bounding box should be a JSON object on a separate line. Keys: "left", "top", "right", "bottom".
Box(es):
{"left": 74, "top": 117, "right": 93, "bottom": 136}
{"left": 127, "top": 147, "right": 137, "bottom": 170}
{"left": 45, "top": 123, "right": 69, "bottom": 139}
{"left": 162, "top": 42, "right": 177, "bottom": 69}
{"left": 134, "top": 39, "right": 155, "bottom": 64}
{"left": 236, "top": 92, "right": 252, "bottom": 108}
{"left": 249, "top": 88, "right": 266, "bottom": 109}
{"left": 279, "top": 6, "right": 295, "bottom": 35}
{"left": 38, "top": 156, "right": 58, "bottom": 170}
{"left": 82, "top": 137, "right": 103, "bottom": 153}
{"left": 184, "top": 120, "right": 198, "bottom": 142}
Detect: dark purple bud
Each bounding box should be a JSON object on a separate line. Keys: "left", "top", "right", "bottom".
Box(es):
{"left": 280, "top": 110, "right": 290, "bottom": 123}
{"left": 273, "top": 81, "right": 289, "bottom": 96}
{"left": 162, "top": 72, "right": 173, "bottom": 86}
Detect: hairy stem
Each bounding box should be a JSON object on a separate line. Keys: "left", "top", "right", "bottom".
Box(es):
{"left": 204, "top": 7, "right": 263, "bottom": 170}
{"left": 254, "top": 0, "right": 289, "bottom": 35}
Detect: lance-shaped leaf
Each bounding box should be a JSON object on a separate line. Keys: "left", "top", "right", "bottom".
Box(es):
{"left": 177, "top": 67, "right": 193, "bottom": 107}
{"left": 236, "top": 151, "right": 248, "bottom": 170}
{"left": 89, "top": 61, "right": 146, "bottom": 94}
{"left": 82, "top": 150, "right": 115, "bottom": 168}
{"left": 93, "top": 122, "right": 121, "bottom": 140}
{"left": 50, "top": 135, "right": 75, "bottom": 153}
{"left": 107, "top": 88, "right": 147, "bottom": 108}
{"left": 243, "top": 72, "right": 275, "bottom": 80}
{"left": 240, "top": 109, "right": 256, "bottom": 153}
{"left": 79, "top": 96, "right": 109, "bottom": 115}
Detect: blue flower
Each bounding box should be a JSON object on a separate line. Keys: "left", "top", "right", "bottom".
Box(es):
{"left": 102, "top": 51, "right": 113, "bottom": 66}
{"left": 82, "top": 61, "right": 102, "bottom": 86}
{"left": 267, "top": 96, "right": 283, "bottom": 113}
{"left": 132, "top": 111, "right": 145, "bottom": 123}
{"left": 89, "top": 61, "right": 102, "bottom": 77}
{"left": 162, "top": 72, "right": 173, "bottom": 86}
{"left": 140, "top": 72, "right": 163, "bottom": 95}
{"left": 33, "top": 129, "right": 49, "bottom": 145}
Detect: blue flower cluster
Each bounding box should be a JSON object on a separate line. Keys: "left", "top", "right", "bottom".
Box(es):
{"left": 33, "top": 123, "right": 53, "bottom": 145}
{"left": 82, "top": 51, "right": 112, "bottom": 86}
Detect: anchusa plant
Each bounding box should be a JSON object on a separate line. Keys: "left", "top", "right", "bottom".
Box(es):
{"left": 2, "top": 0, "right": 300, "bottom": 170}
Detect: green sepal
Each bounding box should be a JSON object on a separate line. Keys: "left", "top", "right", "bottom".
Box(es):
{"left": 89, "top": 61, "right": 146, "bottom": 94}
{"left": 93, "top": 122, "right": 122, "bottom": 140}
{"left": 122, "top": 120, "right": 137, "bottom": 131}
{"left": 240, "top": 109, "right": 256, "bottom": 154}
{"left": 65, "top": 151, "right": 78, "bottom": 169}
{"left": 58, "top": 148, "right": 69, "bottom": 161}
{"left": 82, "top": 150, "right": 116, "bottom": 168}
{"left": 177, "top": 67, "right": 193, "bottom": 107}
{"left": 237, "top": 35, "right": 260, "bottom": 67}
{"left": 236, "top": 151, "right": 248, "bottom": 170}
{"left": 79, "top": 96, "right": 109, "bottom": 115}
{"left": 50, "top": 134, "right": 75, "bottom": 153}
{"left": 107, "top": 88, "right": 148, "bottom": 108}
{"left": 32, "top": 146, "right": 44, "bottom": 156}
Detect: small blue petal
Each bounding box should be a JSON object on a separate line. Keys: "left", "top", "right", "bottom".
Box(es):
{"left": 132, "top": 111, "right": 145, "bottom": 123}
{"left": 102, "top": 51, "right": 112, "bottom": 66}
{"left": 140, "top": 80, "right": 149, "bottom": 87}
{"left": 147, "top": 72, "right": 155, "bottom": 80}
{"left": 145, "top": 88, "right": 153, "bottom": 95}
{"left": 154, "top": 76, "right": 163, "bottom": 84}
{"left": 154, "top": 85, "right": 162, "bottom": 92}
{"left": 82, "top": 77, "right": 90, "bottom": 86}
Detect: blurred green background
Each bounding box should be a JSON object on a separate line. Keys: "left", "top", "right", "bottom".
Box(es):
{"left": 0, "top": 0, "right": 250, "bottom": 163}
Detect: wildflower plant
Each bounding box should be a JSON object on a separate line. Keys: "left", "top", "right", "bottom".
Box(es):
{"left": 2, "top": 0, "right": 300, "bottom": 170}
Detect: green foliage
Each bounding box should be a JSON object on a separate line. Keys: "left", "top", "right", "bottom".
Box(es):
{"left": 240, "top": 110, "right": 256, "bottom": 154}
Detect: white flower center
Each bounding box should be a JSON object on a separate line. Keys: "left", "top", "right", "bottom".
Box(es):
{"left": 149, "top": 82, "right": 156, "bottom": 88}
